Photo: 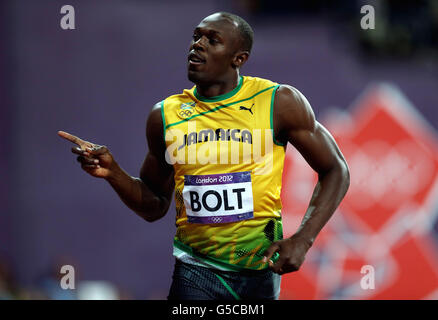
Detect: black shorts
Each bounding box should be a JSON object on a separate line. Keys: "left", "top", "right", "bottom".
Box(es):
{"left": 167, "top": 259, "right": 281, "bottom": 300}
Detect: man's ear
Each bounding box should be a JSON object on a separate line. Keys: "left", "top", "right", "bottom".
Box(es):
{"left": 232, "top": 51, "right": 249, "bottom": 69}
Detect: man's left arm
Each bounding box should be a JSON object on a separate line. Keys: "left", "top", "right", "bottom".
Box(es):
{"left": 263, "top": 85, "right": 350, "bottom": 275}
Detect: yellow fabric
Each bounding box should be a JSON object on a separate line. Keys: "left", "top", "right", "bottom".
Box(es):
{"left": 162, "top": 76, "right": 286, "bottom": 271}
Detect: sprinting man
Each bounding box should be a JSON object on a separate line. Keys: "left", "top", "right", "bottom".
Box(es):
{"left": 58, "top": 12, "right": 350, "bottom": 300}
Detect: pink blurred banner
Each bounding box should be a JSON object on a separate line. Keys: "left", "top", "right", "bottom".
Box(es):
{"left": 280, "top": 84, "right": 438, "bottom": 299}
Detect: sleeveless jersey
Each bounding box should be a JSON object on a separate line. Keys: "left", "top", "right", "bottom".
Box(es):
{"left": 161, "top": 76, "right": 286, "bottom": 271}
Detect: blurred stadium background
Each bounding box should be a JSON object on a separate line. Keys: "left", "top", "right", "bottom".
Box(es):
{"left": 1, "top": 0, "right": 437, "bottom": 299}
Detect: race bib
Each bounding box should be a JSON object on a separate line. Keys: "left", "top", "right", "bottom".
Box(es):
{"left": 182, "top": 171, "right": 254, "bottom": 224}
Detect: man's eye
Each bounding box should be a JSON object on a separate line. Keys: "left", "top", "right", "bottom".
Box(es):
{"left": 209, "top": 38, "right": 218, "bottom": 44}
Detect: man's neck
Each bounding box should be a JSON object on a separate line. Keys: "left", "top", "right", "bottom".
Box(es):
{"left": 195, "top": 73, "right": 240, "bottom": 98}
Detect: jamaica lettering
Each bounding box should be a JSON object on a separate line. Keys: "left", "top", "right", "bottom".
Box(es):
{"left": 178, "top": 128, "right": 252, "bottom": 150}
{"left": 165, "top": 121, "right": 274, "bottom": 175}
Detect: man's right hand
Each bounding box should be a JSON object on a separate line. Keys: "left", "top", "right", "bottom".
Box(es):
{"left": 57, "top": 104, "right": 174, "bottom": 222}
{"left": 58, "top": 131, "right": 117, "bottom": 179}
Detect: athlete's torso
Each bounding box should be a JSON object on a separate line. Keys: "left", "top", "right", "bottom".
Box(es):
{"left": 161, "top": 75, "right": 286, "bottom": 271}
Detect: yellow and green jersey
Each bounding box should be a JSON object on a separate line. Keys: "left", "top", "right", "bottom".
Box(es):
{"left": 161, "top": 75, "right": 286, "bottom": 271}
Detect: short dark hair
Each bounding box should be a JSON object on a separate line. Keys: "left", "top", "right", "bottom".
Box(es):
{"left": 218, "top": 12, "right": 254, "bottom": 53}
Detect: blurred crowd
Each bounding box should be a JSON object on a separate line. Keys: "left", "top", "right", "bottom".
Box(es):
{"left": 0, "top": 256, "right": 132, "bottom": 300}
{"left": 235, "top": 0, "right": 438, "bottom": 58}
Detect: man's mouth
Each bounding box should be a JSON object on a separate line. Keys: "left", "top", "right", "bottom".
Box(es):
{"left": 188, "top": 51, "right": 206, "bottom": 65}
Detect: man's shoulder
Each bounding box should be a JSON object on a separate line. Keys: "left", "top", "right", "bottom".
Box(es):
{"left": 243, "top": 75, "right": 278, "bottom": 89}
{"left": 160, "top": 86, "right": 197, "bottom": 109}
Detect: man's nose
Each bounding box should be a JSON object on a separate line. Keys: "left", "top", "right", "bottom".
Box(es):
{"left": 192, "top": 37, "right": 206, "bottom": 51}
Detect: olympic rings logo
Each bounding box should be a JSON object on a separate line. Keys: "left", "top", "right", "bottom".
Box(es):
{"left": 178, "top": 109, "right": 193, "bottom": 118}
{"left": 177, "top": 102, "right": 196, "bottom": 119}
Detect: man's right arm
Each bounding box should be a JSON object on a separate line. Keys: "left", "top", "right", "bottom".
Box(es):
{"left": 105, "top": 103, "right": 175, "bottom": 222}
{"left": 58, "top": 103, "right": 174, "bottom": 222}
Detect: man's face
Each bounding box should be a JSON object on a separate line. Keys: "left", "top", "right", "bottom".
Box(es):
{"left": 187, "top": 14, "right": 241, "bottom": 84}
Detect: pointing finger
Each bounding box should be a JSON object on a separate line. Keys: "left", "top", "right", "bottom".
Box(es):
{"left": 58, "top": 131, "right": 86, "bottom": 147}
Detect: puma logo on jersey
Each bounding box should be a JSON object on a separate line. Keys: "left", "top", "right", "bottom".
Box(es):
{"left": 239, "top": 103, "right": 254, "bottom": 115}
